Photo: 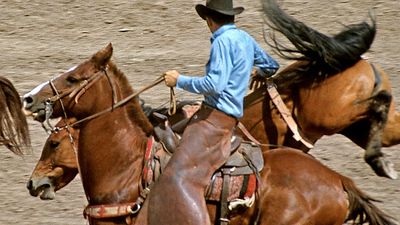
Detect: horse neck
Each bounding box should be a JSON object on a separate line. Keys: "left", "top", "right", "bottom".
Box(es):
{"left": 242, "top": 86, "right": 295, "bottom": 148}
{"left": 77, "top": 67, "right": 151, "bottom": 205}
{"left": 78, "top": 112, "right": 147, "bottom": 204}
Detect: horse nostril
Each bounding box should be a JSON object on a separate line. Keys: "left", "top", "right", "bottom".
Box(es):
{"left": 27, "top": 180, "right": 33, "bottom": 190}
{"left": 24, "top": 96, "right": 33, "bottom": 105}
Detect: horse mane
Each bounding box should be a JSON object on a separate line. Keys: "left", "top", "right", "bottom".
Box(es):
{"left": 106, "top": 61, "right": 153, "bottom": 136}
{"left": 0, "top": 76, "right": 30, "bottom": 154}
{"left": 262, "top": 0, "right": 376, "bottom": 89}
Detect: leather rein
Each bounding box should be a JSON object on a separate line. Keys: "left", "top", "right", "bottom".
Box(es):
{"left": 43, "top": 68, "right": 167, "bottom": 132}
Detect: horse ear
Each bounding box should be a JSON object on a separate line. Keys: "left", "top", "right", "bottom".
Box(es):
{"left": 91, "top": 43, "right": 113, "bottom": 69}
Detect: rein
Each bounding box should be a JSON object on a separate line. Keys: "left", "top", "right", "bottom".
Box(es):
{"left": 48, "top": 70, "right": 104, "bottom": 104}
{"left": 66, "top": 75, "right": 166, "bottom": 128}
{"left": 44, "top": 71, "right": 168, "bottom": 132}
{"left": 42, "top": 69, "right": 107, "bottom": 133}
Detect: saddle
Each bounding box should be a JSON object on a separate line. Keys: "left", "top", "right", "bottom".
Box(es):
{"left": 152, "top": 111, "right": 263, "bottom": 172}
{"left": 151, "top": 109, "right": 264, "bottom": 223}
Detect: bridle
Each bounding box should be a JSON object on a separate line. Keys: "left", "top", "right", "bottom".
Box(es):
{"left": 43, "top": 67, "right": 166, "bottom": 133}
{"left": 42, "top": 68, "right": 107, "bottom": 133}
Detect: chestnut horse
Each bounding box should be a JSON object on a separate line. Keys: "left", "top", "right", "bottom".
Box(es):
{"left": 27, "top": 118, "right": 79, "bottom": 200}
{"left": 26, "top": 103, "right": 198, "bottom": 200}
{"left": 0, "top": 76, "right": 30, "bottom": 154}
{"left": 241, "top": 0, "right": 399, "bottom": 179}
{"left": 22, "top": 44, "right": 395, "bottom": 225}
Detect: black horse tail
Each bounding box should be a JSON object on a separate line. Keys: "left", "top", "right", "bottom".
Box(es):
{"left": 340, "top": 175, "right": 397, "bottom": 225}
{"left": 262, "top": 0, "right": 376, "bottom": 85}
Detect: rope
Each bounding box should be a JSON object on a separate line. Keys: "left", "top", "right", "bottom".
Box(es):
{"left": 168, "top": 87, "right": 177, "bottom": 115}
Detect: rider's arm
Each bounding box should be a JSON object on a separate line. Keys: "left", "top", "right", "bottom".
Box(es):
{"left": 176, "top": 39, "right": 232, "bottom": 95}
{"left": 253, "top": 39, "right": 279, "bottom": 77}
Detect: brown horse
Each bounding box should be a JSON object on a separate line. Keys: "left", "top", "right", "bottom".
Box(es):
{"left": 26, "top": 103, "right": 198, "bottom": 200}
{"left": 22, "top": 44, "right": 395, "bottom": 225}
{"left": 27, "top": 118, "right": 79, "bottom": 200}
{"left": 241, "top": 0, "right": 399, "bottom": 179}
{"left": 0, "top": 76, "right": 30, "bottom": 154}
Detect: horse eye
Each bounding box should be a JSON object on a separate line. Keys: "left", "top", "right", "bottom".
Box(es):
{"left": 49, "top": 140, "right": 60, "bottom": 149}
{"left": 66, "top": 76, "right": 79, "bottom": 85}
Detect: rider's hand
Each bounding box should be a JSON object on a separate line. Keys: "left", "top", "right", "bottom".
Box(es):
{"left": 164, "top": 70, "right": 179, "bottom": 87}
{"left": 249, "top": 68, "right": 266, "bottom": 90}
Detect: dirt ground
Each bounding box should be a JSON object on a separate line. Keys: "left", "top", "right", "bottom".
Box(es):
{"left": 0, "top": 0, "right": 399, "bottom": 224}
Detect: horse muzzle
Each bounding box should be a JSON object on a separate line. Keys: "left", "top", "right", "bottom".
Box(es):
{"left": 22, "top": 95, "right": 47, "bottom": 122}
{"left": 27, "top": 177, "right": 56, "bottom": 200}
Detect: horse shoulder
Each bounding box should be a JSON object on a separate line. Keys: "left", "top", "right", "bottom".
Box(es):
{"left": 295, "top": 60, "right": 376, "bottom": 133}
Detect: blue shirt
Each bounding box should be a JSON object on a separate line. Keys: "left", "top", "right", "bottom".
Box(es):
{"left": 176, "top": 24, "right": 279, "bottom": 118}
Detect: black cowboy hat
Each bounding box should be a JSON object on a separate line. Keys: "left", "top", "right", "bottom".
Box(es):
{"left": 195, "top": 0, "right": 244, "bottom": 20}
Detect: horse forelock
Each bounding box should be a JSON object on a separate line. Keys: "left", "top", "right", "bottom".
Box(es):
{"left": 107, "top": 61, "right": 153, "bottom": 136}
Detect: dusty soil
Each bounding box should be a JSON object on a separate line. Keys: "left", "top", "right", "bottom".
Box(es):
{"left": 0, "top": 0, "right": 399, "bottom": 224}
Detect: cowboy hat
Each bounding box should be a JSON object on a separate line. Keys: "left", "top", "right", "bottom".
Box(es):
{"left": 195, "top": 0, "right": 244, "bottom": 20}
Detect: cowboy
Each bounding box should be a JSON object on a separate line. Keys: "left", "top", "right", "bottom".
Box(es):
{"left": 147, "top": 0, "right": 279, "bottom": 224}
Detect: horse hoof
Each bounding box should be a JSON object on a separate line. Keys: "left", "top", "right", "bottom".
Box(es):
{"left": 368, "top": 156, "right": 398, "bottom": 180}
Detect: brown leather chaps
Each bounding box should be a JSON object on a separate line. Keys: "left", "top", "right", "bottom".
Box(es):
{"left": 147, "top": 104, "right": 237, "bottom": 225}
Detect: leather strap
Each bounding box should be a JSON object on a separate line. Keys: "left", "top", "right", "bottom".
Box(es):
{"left": 237, "top": 122, "right": 261, "bottom": 145}
{"left": 266, "top": 81, "right": 314, "bottom": 149}
{"left": 219, "top": 168, "right": 231, "bottom": 225}
{"left": 83, "top": 202, "right": 137, "bottom": 219}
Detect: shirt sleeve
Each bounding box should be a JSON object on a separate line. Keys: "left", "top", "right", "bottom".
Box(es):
{"left": 176, "top": 39, "right": 232, "bottom": 95}
{"left": 253, "top": 40, "right": 280, "bottom": 77}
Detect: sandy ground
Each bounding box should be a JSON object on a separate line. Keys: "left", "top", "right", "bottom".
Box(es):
{"left": 0, "top": 0, "right": 399, "bottom": 224}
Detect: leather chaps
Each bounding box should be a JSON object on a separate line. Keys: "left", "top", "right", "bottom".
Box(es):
{"left": 147, "top": 103, "right": 237, "bottom": 225}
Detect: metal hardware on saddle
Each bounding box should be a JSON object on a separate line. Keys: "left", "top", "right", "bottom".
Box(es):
{"left": 152, "top": 112, "right": 179, "bottom": 154}
{"left": 229, "top": 135, "right": 242, "bottom": 154}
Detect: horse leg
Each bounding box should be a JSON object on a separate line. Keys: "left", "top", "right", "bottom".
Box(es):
{"left": 381, "top": 107, "right": 400, "bottom": 147}
{"left": 341, "top": 90, "right": 397, "bottom": 179}
{"left": 364, "top": 90, "right": 397, "bottom": 179}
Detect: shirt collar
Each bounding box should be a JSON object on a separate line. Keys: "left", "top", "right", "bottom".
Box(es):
{"left": 210, "top": 24, "right": 236, "bottom": 43}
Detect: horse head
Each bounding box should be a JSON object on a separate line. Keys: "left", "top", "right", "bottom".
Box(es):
{"left": 27, "top": 118, "right": 79, "bottom": 200}
{"left": 23, "top": 43, "right": 115, "bottom": 122}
